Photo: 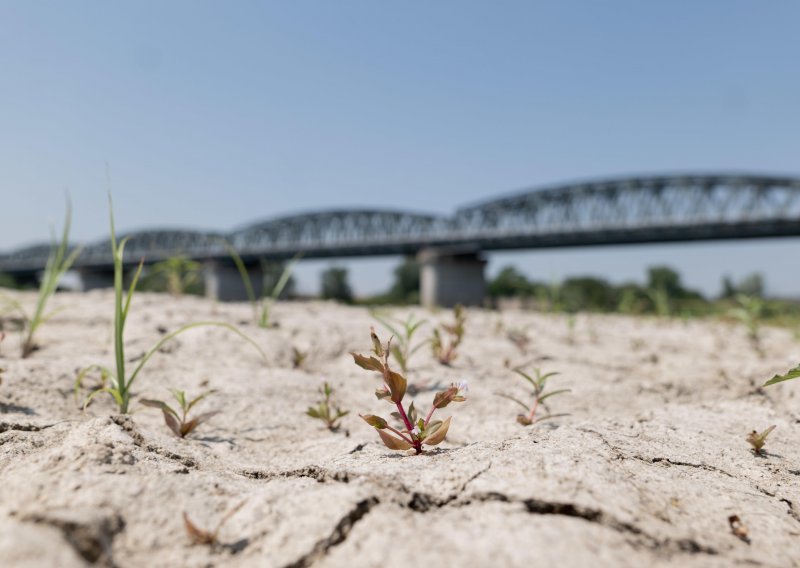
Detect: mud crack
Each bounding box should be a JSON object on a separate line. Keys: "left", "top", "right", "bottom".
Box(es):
{"left": 283, "top": 497, "right": 379, "bottom": 568}
{"left": 450, "top": 492, "right": 717, "bottom": 557}
{"left": 110, "top": 415, "right": 197, "bottom": 469}
{"left": 22, "top": 511, "right": 125, "bottom": 566}
{"left": 237, "top": 464, "right": 352, "bottom": 484}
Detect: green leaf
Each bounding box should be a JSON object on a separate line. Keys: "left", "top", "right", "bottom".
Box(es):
{"left": 538, "top": 389, "right": 571, "bottom": 403}
{"left": 495, "top": 392, "right": 531, "bottom": 412}
{"left": 764, "top": 364, "right": 800, "bottom": 386}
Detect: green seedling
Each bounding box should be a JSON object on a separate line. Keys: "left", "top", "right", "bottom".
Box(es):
{"left": 184, "top": 501, "right": 245, "bottom": 547}
{"left": 1, "top": 201, "right": 81, "bottom": 358}
{"left": 566, "top": 313, "right": 577, "bottom": 344}
{"left": 746, "top": 425, "right": 775, "bottom": 455}
{"left": 147, "top": 256, "right": 201, "bottom": 296}
{"left": 306, "top": 381, "right": 349, "bottom": 431}
{"left": 372, "top": 311, "right": 428, "bottom": 373}
{"left": 141, "top": 389, "right": 218, "bottom": 438}
{"left": 292, "top": 346, "right": 308, "bottom": 369}
{"left": 431, "top": 304, "right": 466, "bottom": 366}
{"left": 224, "top": 242, "right": 299, "bottom": 328}
{"left": 353, "top": 328, "right": 466, "bottom": 454}
{"left": 76, "top": 194, "right": 265, "bottom": 414}
{"left": 730, "top": 294, "right": 764, "bottom": 355}
{"left": 497, "top": 367, "right": 570, "bottom": 426}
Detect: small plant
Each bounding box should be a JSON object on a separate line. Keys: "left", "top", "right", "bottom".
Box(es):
{"left": 224, "top": 242, "right": 299, "bottom": 328}
{"left": 646, "top": 286, "right": 671, "bottom": 317}
{"left": 184, "top": 501, "right": 245, "bottom": 547}
{"left": 76, "top": 195, "right": 265, "bottom": 414}
{"left": 730, "top": 294, "right": 764, "bottom": 355}
{"left": 506, "top": 327, "right": 530, "bottom": 353}
{"left": 146, "top": 256, "right": 201, "bottom": 296}
{"left": 431, "top": 304, "right": 466, "bottom": 366}
{"left": 306, "top": 381, "right": 349, "bottom": 431}
{"left": 1, "top": 200, "right": 81, "bottom": 357}
{"left": 497, "top": 367, "right": 570, "bottom": 426}
{"left": 141, "top": 390, "right": 218, "bottom": 438}
{"left": 291, "top": 346, "right": 308, "bottom": 369}
{"left": 372, "top": 311, "right": 428, "bottom": 373}
{"left": 353, "top": 328, "right": 466, "bottom": 454}
{"left": 746, "top": 425, "right": 775, "bottom": 455}
{"left": 566, "top": 313, "right": 577, "bottom": 344}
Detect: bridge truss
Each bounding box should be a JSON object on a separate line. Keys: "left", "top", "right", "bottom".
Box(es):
{"left": 2, "top": 173, "right": 800, "bottom": 273}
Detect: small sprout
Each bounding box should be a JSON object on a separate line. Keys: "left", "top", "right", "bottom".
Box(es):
{"left": 566, "top": 313, "right": 577, "bottom": 344}
{"left": 1, "top": 199, "right": 82, "bottom": 358}
{"left": 746, "top": 425, "right": 775, "bottom": 455}
{"left": 730, "top": 294, "right": 764, "bottom": 356}
{"left": 371, "top": 311, "right": 428, "bottom": 373}
{"left": 184, "top": 501, "right": 245, "bottom": 547}
{"left": 141, "top": 389, "right": 218, "bottom": 438}
{"left": 75, "top": 193, "right": 266, "bottom": 414}
{"left": 292, "top": 347, "right": 308, "bottom": 369}
{"left": 497, "top": 367, "right": 570, "bottom": 426}
{"left": 306, "top": 381, "right": 349, "bottom": 431}
{"left": 147, "top": 256, "right": 201, "bottom": 296}
{"left": 352, "top": 328, "right": 466, "bottom": 454}
{"left": 728, "top": 514, "right": 749, "bottom": 542}
{"left": 431, "top": 305, "right": 466, "bottom": 366}
{"left": 506, "top": 328, "right": 530, "bottom": 353}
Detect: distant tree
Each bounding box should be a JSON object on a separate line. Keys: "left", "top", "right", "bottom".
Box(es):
{"left": 561, "top": 277, "right": 617, "bottom": 312}
{"left": 388, "top": 257, "right": 420, "bottom": 303}
{"left": 721, "top": 273, "right": 764, "bottom": 299}
{"left": 321, "top": 266, "right": 353, "bottom": 303}
{"left": 489, "top": 266, "right": 533, "bottom": 298}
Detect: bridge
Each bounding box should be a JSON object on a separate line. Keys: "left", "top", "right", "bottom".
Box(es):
{"left": 2, "top": 173, "right": 800, "bottom": 306}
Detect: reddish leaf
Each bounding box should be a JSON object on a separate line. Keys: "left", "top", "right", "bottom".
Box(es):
{"left": 422, "top": 416, "right": 451, "bottom": 446}
{"left": 377, "top": 428, "right": 413, "bottom": 450}
{"left": 351, "top": 352, "right": 384, "bottom": 373}
{"left": 360, "top": 414, "right": 388, "bottom": 429}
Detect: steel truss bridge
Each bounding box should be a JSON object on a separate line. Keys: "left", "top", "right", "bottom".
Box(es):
{"left": 2, "top": 173, "right": 800, "bottom": 274}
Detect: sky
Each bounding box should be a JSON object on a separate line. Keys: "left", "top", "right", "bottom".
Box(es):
{"left": 1, "top": 2, "right": 799, "bottom": 297}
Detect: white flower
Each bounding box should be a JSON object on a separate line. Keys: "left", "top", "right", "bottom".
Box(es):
{"left": 457, "top": 380, "right": 469, "bottom": 393}
{"left": 411, "top": 425, "right": 422, "bottom": 437}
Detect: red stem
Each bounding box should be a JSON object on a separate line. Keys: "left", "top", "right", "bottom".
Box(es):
{"left": 395, "top": 400, "right": 422, "bottom": 454}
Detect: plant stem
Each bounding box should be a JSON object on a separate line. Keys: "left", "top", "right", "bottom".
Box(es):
{"left": 527, "top": 396, "right": 540, "bottom": 423}
{"left": 424, "top": 404, "right": 436, "bottom": 426}
{"left": 395, "top": 401, "right": 421, "bottom": 453}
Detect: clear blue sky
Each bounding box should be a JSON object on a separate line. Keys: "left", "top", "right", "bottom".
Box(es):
{"left": 2, "top": 2, "right": 799, "bottom": 297}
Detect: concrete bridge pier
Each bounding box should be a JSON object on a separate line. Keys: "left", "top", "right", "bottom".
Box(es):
{"left": 76, "top": 268, "right": 116, "bottom": 291}
{"left": 418, "top": 247, "right": 487, "bottom": 308}
{"left": 203, "top": 259, "right": 263, "bottom": 302}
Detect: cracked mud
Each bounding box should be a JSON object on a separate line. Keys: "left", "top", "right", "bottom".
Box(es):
{"left": 1, "top": 291, "right": 799, "bottom": 567}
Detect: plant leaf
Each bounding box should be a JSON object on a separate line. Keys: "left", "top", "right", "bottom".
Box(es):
{"left": 422, "top": 416, "right": 451, "bottom": 446}
{"left": 181, "top": 411, "right": 219, "bottom": 436}
{"left": 764, "top": 364, "right": 800, "bottom": 386}
{"left": 351, "top": 353, "right": 385, "bottom": 373}
{"left": 360, "top": 414, "right": 388, "bottom": 429}
{"left": 377, "top": 428, "right": 413, "bottom": 450}
{"left": 537, "top": 389, "right": 571, "bottom": 403}
{"left": 495, "top": 392, "right": 531, "bottom": 412}
{"left": 433, "top": 386, "right": 458, "bottom": 409}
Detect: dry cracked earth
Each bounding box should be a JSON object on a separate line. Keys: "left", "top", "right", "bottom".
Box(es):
{"left": 1, "top": 290, "right": 799, "bottom": 567}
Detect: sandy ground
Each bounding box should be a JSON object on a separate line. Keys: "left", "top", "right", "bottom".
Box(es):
{"left": 1, "top": 290, "right": 799, "bottom": 568}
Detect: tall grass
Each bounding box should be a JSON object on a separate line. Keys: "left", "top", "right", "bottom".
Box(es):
{"left": 223, "top": 241, "right": 299, "bottom": 328}
{"left": 76, "top": 195, "right": 265, "bottom": 414}
{"left": 2, "top": 200, "right": 81, "bottom": 357}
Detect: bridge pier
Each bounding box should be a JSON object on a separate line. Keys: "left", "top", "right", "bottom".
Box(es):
{"left": 203, "top": 260, "right": 263, "bottom": 302}
{"left": 76, "top": 268, "right": 115, "bottom": 291}
{"left": 418, "top": 248, "right": 487, "bottom": 308}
